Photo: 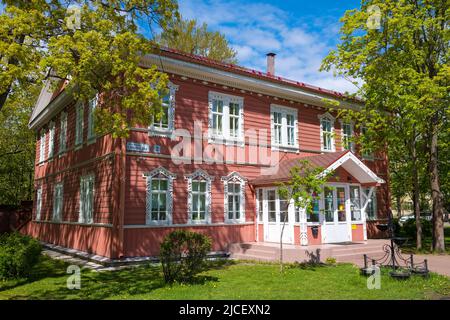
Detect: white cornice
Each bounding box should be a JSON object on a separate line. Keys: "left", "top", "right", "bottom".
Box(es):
{"left": 141, "top": 54, "right": 362, "bottom": 111}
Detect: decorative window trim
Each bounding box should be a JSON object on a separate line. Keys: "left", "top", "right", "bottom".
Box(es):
{"left": 75, "top": 102, "right": 84, "bottom": 147}
{"left": 39, "top": 129, "right": 46, "bottom": 164}
{"left": 143, "top": 167, "right": 176, "bottom": 225}
{"left": 318, "top": 112, "right": 336, "bottom": 152}
{"left": 53, "top": 182, "right": 64, "bottom": 222}
{"left": 208, "top": 91, "right": 245, "bottom": 146}
{"left": 87, "top": 94, "right": 98, "bottom": 143}
{"left": 149, "top": 82, "right": 179, "bottom": 137}
{"left": 36, "top": 186, "right": 42, "bottom": 221}
{"left": 79, "top": 173, "right": 94, "bottom": 224}
{"left": 59, "top": 111, "right": 67, "bottom": 154}
{"left": 48, "top": 121, "right": 55, "bottom": 159}
{"left": 339, "top": 120, "right": 355, "bottom": 152}
{"left": 221, "top": 172, "right": 246, "bottom": 223}
{"left": 270, "top": 104, "right": 299, "bottom": 152}
{"left": 185, "top": 169, "right": 214, "bottom": 224}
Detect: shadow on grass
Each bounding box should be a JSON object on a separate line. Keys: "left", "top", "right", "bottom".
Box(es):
{"left": 0, "top": 255, "right": 69, "bottom": 292}
{"left": 2, "top": 257, "right": 235, "bottom": 300}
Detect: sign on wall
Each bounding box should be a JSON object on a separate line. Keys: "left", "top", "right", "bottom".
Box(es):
{"left": 126, "top": 142, "right": 150, "bottom": 153}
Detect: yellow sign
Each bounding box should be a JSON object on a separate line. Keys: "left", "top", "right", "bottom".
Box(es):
{"left": 351, "top": 224, "right": 357, "bottom": 230}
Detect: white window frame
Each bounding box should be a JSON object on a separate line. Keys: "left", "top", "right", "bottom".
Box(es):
{"left": 149, "top": 82, "right": 179, "bottom": 137}
{"left": 221, "top": 172, "right": 246, "bottom": 223}
{"left": 270, "top": 104, "right": 299, "bottom": 152}
{"left": 185, "top": 169, "right": 214, "bottom": 224}
{"left": 48, "top": 121, "right": 55, "bottom": 159}
{"left": 87, "top": 94, "right": 98, "bottom": 142}
{"left": 208, "top": 91, "right": 244, "bottom": 146}
{"left": 39, "top": 129, "right": 46, "bottom": 164}
{"left": 363, "top": 187, "right": 377, "bottom": 220}
{"left": 318, "top": 112, "right": 336, "bottom": 152}
{"left": 75, "top": 102, "right": 84, "bottom": 147}
{"left": 53, "top": 182, "right": 64, "bottom": 222}
{"left": 79, "top": 174, "right": 94, "bottom": 224}
{"left": 340, "top": 120, "right": 355, "bottom": 152}
{"left": 59, "top": 111, "right": 67, "bottom": 154}
{"left": 36, "top": 186, "right": 42, "bottom": 221}
{"left": 144, "top": 167, "right": 176, "bottom": 225}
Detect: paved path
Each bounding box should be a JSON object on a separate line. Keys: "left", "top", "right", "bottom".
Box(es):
{"left": 229, "top": 240, "right": 450, "bottom": 277}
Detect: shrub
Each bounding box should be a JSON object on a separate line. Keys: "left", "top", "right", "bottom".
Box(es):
{"left": 399, "top": 218, "right": 432, "bottom": 240}
{"left": 160, "top": 230, "right": 212, "bottom": 283}
{"left": 325, "top": 257, "right": 337, "bottom": 265}
{"left": 0, "top": 232, "right": 42, "bottom": 280}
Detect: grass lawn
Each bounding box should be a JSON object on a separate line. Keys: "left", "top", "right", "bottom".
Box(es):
{"left": 401, "top": 227, "right": 450, "bottom": 254}
{"left": 1, "top": 255, "right": 449, "bottom": 300}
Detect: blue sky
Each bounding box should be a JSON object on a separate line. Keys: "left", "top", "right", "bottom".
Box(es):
{"left": 0, "top": 1, "right": 362, "bottom": 93}
{"left": 177, "top": 0, "right": 362, "bottom": 93}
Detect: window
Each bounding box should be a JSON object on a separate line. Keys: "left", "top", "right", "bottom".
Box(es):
{"left": 279, "top": 197, "right": 289, "bottom": 223}
{"left": 48, "top": 122, "right": 55, "bottom": 158}
{"left": 75, "top": 102, "right": 84, "bottom": 146}
{"left": 59, "top": 111, "right": 67, "bottom": 154}
{"left": 270, "top": 105, "right": 298, "bottom": 151}
{"left": 87, "top": 95, "right": 97, "bottom": 141}
{"left": 363, "top": 188, "right": 377, "bottom": 220}
{"left": 222, "top": 172, "right": 246, "bottom": 223}
{"left": 79, "top": 174, "right": 94, "bottom": 224}
{"left": 212, "top": 99, "right": 223, "bottom": 135}
{"left": 144, "top": 167, "right": 175, "bottom": 225}
{"left": 336, "top": 187, "right": 346, "bottom": 222}
{"left": 39, "top": 130, "right": 46, "bottom": 163}
{"left": 361, "top": 126, "right": 374, "bottom": 159}
{"left": 53, "top": 182, "right": 63, "bottom": 221}
{"left": 185, "top": 170, "right": 213, "bottom": 224}
{"left": 36, "top": 187, "right": 42, "bottom": 221}
{"left": 208, "top": 92, "right": 244, "bottom": 144}
{"left": 150, "top": 82, "right": 178, "bottom": 136}
{"left": 319, "top": 113, "right": 335, "bottom": 152}
{"left": 267, "top": 190, "right": 276, "bottom": 222}
{"left": 257, "top": 189, "right": 263, "bottom": 222}
{"left": 324, "top": 187, "right": 334, "bottom": 222}
{"left": 350, "top": 186, "right": 361, "bottom": 221}
{"left": 307, "top": 195, "right": 320, "bottom": 223}
{"left": 341, "top": 121, "right": 354, "bottom": 152}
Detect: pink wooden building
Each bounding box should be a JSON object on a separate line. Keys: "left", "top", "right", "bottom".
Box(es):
{"left": 24, "top": 48, "right": 390, "bottom": 259}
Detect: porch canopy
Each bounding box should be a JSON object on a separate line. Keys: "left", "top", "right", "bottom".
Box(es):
{"left": 250, "top": 150, "right": 385, "bottom": 186}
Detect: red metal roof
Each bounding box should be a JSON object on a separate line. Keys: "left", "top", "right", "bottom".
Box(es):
{"left": 250, "top": 150, "right": 349, "bottom": 186}
{"left": 156, "top": 46, "right": 360, "bottom": 102}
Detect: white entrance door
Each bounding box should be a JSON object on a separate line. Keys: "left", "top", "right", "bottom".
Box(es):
{"left": 264, "top": 189, "right": 294, "bottom": 244}
{"left": 322, "top": 185, "right": 351, "bottom": 243}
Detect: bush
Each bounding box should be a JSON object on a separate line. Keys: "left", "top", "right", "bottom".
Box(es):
{"left": 160, "top": 230, "right": 212, "bottom": 283}
{"left": 399, "top": 218, "right": 432, "bottom": 240}
{"left": 325, "top": 257, "right": 337, "bottom": 265}
{"left": 0, "top": 232, "right": 42, "bottom": 280}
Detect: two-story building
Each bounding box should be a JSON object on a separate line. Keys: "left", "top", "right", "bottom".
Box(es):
{"left": 24, "top": 48, "right": 390, "bottom": 259}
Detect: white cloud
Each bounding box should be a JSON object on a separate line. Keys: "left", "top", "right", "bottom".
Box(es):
{"left": 178, "top": 0, "right": 359, "bottom": 94}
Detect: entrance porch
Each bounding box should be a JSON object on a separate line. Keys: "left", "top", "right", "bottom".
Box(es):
{"left": 251, "top": 151, "right": 385, "bottom": 246}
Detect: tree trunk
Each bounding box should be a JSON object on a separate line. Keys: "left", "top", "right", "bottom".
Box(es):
{"left": 411, "top": 136, "right": 422, "bottom": 250}
{"left": 430, "top": 115, "right": 445, "bottom": 253}
{"left": 396, "top": 194, "right": 402, "bottom": 217}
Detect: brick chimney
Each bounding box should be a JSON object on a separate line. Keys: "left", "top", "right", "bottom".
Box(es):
{"left": 266, "top": 53, "right": 276, "bottom": 76}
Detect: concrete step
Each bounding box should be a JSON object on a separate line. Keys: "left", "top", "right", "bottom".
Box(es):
{"left": 333, "top": 250, "right": 385, "bottom": 258}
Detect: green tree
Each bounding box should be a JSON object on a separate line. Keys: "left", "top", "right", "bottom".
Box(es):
{"left": 277, "top": 160, "right": 332, "bottom": 271}
{"left": 0, "top": 85, "right": 39, "bottom": 205}
{"left": 0, "top": 0, "right": 179, "bottom": 137}
{"left": 321, "top": 0, "right": 449, "bottom": 252}
{"left": 156, "top": 16, "right": 238, "bottom": 64}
